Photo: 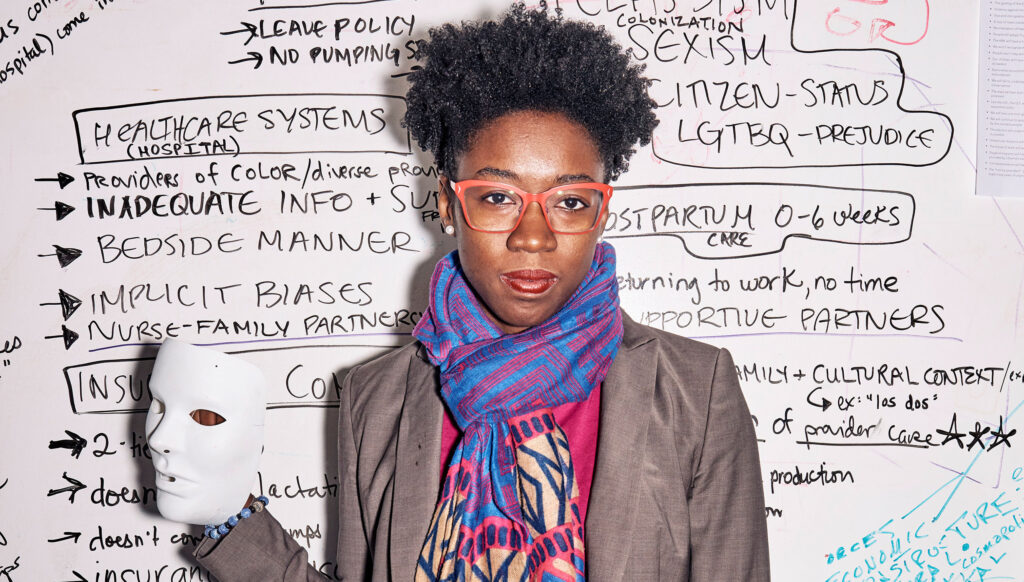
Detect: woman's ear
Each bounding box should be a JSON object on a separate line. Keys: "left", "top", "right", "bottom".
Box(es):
{"left": 596, "top": 168, "right": 611, "bottom": 237}
{"left": 597, "top": 204, "right": 611, "bottom": 237}
{"left": 438, "top": 175, "right": 457, "bottom": 234}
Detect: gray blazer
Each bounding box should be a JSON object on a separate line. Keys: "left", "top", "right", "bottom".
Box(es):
{"left": 195, "top": 315, "right": 771, "bottom": 581}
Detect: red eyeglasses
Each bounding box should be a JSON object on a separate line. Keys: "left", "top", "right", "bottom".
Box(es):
{"left": 448, "top": 179, "right": 613, "bottom": 234}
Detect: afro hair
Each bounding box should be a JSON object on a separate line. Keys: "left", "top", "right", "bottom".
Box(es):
{"left": 403, "top": 3, "right": 659, "bottom": 182}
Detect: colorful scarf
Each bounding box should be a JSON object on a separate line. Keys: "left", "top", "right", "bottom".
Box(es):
{"left": 413, "top": 242, "right": 623, "bottom": 582}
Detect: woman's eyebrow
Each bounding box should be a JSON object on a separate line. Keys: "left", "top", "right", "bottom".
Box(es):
{"left": 556, "top": 173, "right": 597, "bottom": 184}
{"left": 474, "top": 167, "right": 597, "bottom": 184}
{"left": 474, "top": 167, "right": 518, "bottom": 180}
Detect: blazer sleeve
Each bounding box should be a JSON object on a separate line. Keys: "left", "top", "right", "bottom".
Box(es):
{"left": 193, "top": 365, "right": 370, "bottom": 581}
{"left": 688, "top": 348, "right": 771, "bottom": 581}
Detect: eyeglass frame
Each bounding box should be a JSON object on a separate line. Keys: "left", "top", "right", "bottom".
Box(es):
{"left": 446, "top": 178, "right": 614, "bottom": 235}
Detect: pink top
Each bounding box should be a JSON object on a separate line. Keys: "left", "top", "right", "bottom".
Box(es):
{"left": 440, "top": 385, "right": 602, "bottom": 522}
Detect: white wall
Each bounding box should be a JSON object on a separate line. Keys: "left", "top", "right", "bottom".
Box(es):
{"left": 1, "top": 1, "right": 1021, "bottom": 580}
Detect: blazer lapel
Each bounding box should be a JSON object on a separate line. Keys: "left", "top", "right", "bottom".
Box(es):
{"left": 389, "top": 346, "right": 444, "bottom": 580}
{"left": 586, "top": 315, "right": 657, "bottom": 582}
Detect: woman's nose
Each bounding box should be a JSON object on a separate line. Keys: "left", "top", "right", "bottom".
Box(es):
{"left": 507, "top": 202, "right": 556, "bottom": 252}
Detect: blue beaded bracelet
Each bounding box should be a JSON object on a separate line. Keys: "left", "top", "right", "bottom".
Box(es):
{"left": 204, "top": 496, "right": 269, "bottom": 540}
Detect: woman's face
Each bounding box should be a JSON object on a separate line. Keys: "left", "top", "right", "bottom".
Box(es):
{"left": 438, "top": 110, "right": 608, "bottom": 335}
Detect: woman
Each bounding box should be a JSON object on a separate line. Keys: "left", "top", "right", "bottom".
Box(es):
{"left": 191, "top": 4, "right": 770, "bottom": 580}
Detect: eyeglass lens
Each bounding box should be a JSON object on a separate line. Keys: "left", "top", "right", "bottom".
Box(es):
{"left": 461, "top": 185, "right": 604, "bottom": 233}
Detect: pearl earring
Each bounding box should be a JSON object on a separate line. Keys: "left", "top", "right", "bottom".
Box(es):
{"left": 444, "top": 225, "right": 455, "bottom": 235}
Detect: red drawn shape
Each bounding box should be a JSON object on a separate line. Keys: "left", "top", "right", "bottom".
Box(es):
{"left": 725, "top": 7, "right": 751, "bottom": 28}
{"left": 869, "top": 18, "right": 896, "bottom": 42}
{"left": 826, "top": 7, "right": 862, "bottom": 37}
{"left": 824, "top": 0, "right": 929, "bottom": 46}
{"left": 878, "top": 0, "right": 930, "bottom": 46}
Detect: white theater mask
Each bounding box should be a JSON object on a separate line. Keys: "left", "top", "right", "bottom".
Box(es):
{"left": 145, "top": 339, "right": 268, "bottom": 525}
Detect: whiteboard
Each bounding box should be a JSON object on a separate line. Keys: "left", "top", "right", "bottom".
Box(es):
{"left": 1, "top": 0, "right": 1022, "bottom": 580}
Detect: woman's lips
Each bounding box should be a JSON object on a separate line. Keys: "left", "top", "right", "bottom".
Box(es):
{"left": 500, "top": 270, "right": 557, "bottom": 295}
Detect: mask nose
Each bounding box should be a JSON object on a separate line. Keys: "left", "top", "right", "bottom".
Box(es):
{"left": 146, "top": 403, "right": 178, "bottom": 455}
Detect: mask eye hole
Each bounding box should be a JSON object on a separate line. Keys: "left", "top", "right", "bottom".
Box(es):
{"left": 190, "top": 409, "right": 226, "bottom": 426}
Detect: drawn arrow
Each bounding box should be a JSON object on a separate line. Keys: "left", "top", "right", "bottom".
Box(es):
{"left": 39, "top": 289, "right": 83, "bottom": 320}
{"left": 220, "top": 22, "right": 257, "bottom": 45}
{"left": 47, "top": 472, "right": 86, "bottom": 503}
{"left": 35, "top": 172, "right": 75, "bottom": 189}
{"left": 806, "top": 386, "right": 833, "bottom": 412}
{"left": 47, "top": 530, "right": 82, "bottom": 544}
{"left": 37, "top": 201, "right": 76, "bottom": 221}
{"left": 228, "top": 51, "right": 263, "bottom": 69}
{"left": 44, "top": 325, "right": 79, "bottom": 349}
{"left": 62, "top": 571, "right": 88, "bottom": 582}
{"left": 48, "top": 430, "right": 87, "bottom": 458}
{"left": 390, "top": 65, "right": 422, "bottom": 79}
{"left": 37, "top": 245, "right": 82, "bottom": 267}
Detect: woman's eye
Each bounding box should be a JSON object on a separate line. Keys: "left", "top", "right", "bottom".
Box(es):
{"left": 481, "top": 191, "right": 513, "bottom": 205}
{"left": 558, "top": 197, "right": 589, "bottom": 211}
